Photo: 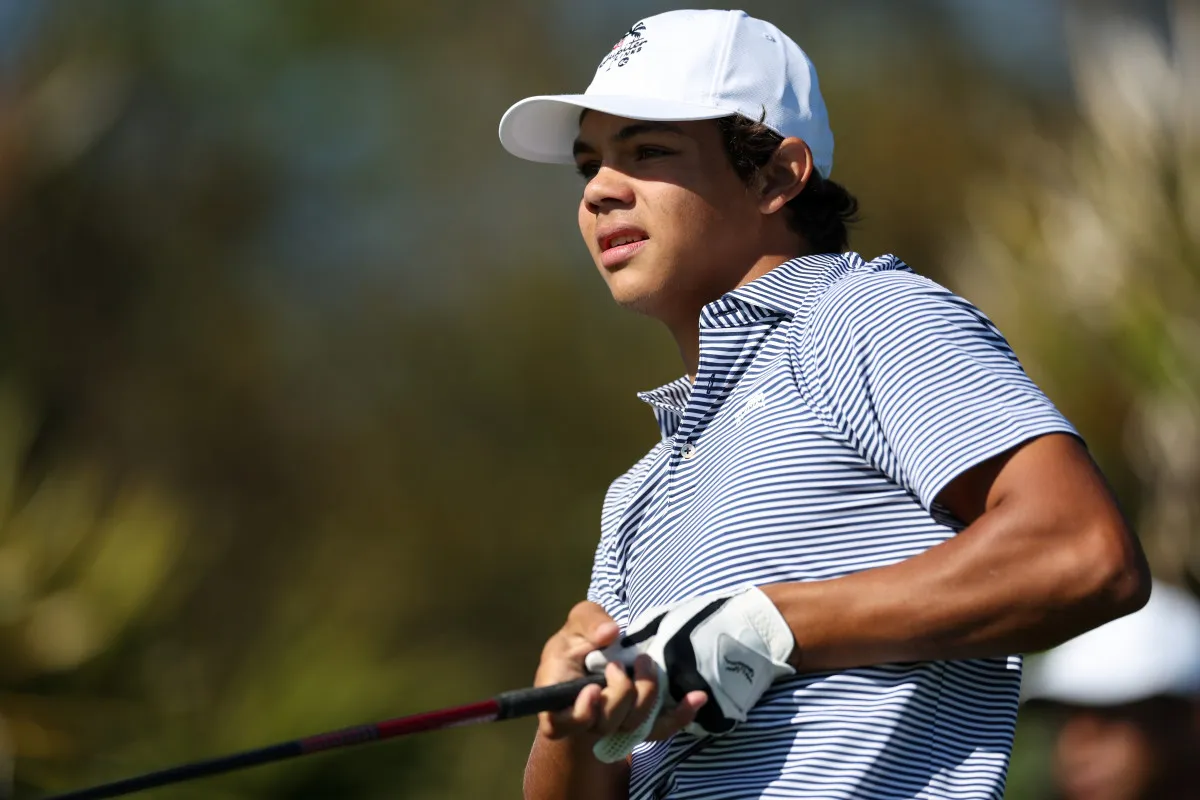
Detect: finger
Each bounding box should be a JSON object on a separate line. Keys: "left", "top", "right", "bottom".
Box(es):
{"left": 535, "top": 645, "right": 589, "bottom": 682}
{"left": 566, "top": 601, "right": 614, "bottom": 630}
{"left": 564, "top": 620, "right": 620, "bottom": 655}
{"left": 591, "top": 620, "right": 620, "bottom": 646}
{"left": 540, "top": 683, "right": 602, "bottom": 740}
{"left": 649, "top": 691, "right": 708, "bottom": 740}
{"left": 619, "top": 654, "right": 661, "bottom": 733}
{"left": 540, "top": 682, "right": 602, "bottom": 739}
{"left": 542, "top": 623, "right": 622, "bottom": 685}
{"left": 592, "top": 661, "right": 637, "bottom": 736}
{"left": 564, "top": 635, "right": 607, "bottom": 664}
{"left": 564, "top": 602, "right": 618, "bottom": 642}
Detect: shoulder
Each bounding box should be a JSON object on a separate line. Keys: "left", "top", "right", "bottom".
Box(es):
{"left": 800, "top": 255, "right": 996, "bottom": 350}
{"left": 815, "top": 256, "right": 963, "bottom": 320}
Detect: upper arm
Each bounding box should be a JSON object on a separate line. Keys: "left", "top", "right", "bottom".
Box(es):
{"left": 936, "top": 430, "right": 1149, "bottom": 618}
{"left": 936, "top": 432, "right": 1115, "bottom": 527}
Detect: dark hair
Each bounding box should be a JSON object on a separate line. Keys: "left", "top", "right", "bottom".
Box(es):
{"left": 716, "top": 114, "right": 859, "bottom": 254}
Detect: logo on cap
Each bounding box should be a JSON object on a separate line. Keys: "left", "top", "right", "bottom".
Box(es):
{"left": 598, "top": 21, "right": 648, "bottom": 72}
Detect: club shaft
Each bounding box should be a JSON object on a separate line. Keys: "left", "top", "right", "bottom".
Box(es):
{"left": 45, "top": 674, "right": 606, "bottom": 800}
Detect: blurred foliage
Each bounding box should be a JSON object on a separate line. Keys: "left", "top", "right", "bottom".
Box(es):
{"left": 0, "top": 0, "right": 1189, "bottom": 797}
{"left": 0, "top": 379, "right": 182, "bottom": 777}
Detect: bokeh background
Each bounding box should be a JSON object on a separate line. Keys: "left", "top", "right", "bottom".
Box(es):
{"left": 0, "top": 0, "right": 1197, "bottom": 797}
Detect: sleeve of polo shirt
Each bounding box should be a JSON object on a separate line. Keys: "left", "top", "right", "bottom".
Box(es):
{"left": 795, "top": 268, "right": 1079, "bottom": 512}
{"left": 586, "top": 465, "right": 648, "bottom": 627}
{"left": 586, "top": 534, "right": 626, "bottom": 623}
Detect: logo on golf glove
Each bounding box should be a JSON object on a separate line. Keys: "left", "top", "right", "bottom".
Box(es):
{"left": 723, "top": 656, "right": 756, "bottom": 682}
{"left": 584, "top": 586, "right": 795, "bottom": 761}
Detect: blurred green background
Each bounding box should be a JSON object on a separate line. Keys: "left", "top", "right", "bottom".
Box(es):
{"left": 0, "top": 0, "right": 1196, "bottom": 797}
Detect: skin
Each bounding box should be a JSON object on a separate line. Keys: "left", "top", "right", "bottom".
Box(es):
{"left": 1050, "top": 698, "right": 1200, "bottom": 800}
{"left": 522, "top": 111, "right": 1151, "bottom": 800}
{"left": 572, "top": 112, "right": 813, "bottom": 374}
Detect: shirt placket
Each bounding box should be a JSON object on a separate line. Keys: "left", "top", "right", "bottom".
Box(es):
{"left": 667, "top": 302, "right": 781, "bottom": 502}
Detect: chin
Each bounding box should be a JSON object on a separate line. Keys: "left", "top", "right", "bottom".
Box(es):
{"left": 604, "top": 272, "right": 671, "bottom": 316}
{"left": 608, "top": 286, "right": 657, "bottom": 314}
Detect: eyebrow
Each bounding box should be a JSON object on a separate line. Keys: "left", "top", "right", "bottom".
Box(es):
{"left": 572, "top": 121, "right": 688, "bottom": 157}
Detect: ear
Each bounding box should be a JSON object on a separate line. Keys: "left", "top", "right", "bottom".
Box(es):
{"left": 757, "top": 138, "right": 813, "bottom": 216}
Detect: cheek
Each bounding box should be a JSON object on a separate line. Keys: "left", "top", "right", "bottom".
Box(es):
{"left": 648, "top": 186, "right": 725, "bottom": 253}
{"left": 669, "top": 169, "right": 754, "bottom": 235}
{"left": 660, "top": 191, "right": 754, "bottom": 276}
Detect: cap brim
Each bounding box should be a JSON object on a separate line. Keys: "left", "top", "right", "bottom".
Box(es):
{"left": 498, "top": 94, "right": 733, "bottom": 164}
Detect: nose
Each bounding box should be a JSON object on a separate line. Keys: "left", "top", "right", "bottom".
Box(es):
{"left": 582, "top": 164, "right": 635, "bottom": 214}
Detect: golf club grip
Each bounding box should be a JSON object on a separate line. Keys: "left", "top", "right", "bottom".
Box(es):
{"left": 495, "top": 673, "right": 607, "bottom": 720}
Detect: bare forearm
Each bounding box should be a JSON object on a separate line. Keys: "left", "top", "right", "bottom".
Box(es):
{"left": 763, "top": 478, "right": 1147, "bottom": 671}
{"left": 524, "top": 733, "right": 628, "bottom": 800}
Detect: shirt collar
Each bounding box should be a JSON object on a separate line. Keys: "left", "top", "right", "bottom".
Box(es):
{"left": 712, "top": 252, "right": 863, "bottom": 320}
{"left": 634, "top": 252, "right": 902, "bottom": 436}
{"left": 637, "top": 376, "right": 692, "bottom": 440}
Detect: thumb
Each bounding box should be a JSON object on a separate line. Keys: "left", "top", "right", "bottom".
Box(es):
{"left": 584, "top": 641, "right": 640, "bottom": 674}
{"left": 564, "top": 603, "right": 619, "bottom": 648}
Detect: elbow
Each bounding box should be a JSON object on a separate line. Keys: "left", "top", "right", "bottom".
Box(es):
{"left": 1071, "top": 518, "right": 1151, "bottom": 627}
{"left": 1109, "top": 548, "right": 1152, "bottom": 620}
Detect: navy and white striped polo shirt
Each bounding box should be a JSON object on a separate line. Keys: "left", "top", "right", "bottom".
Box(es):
{"left": 587, "top": 252, "right": 1077, "bottom": 800}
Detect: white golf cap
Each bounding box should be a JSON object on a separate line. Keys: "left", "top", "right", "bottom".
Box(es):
{"left": 1023, "top": 579, "right": 1200, "bottom": 707}
{"left": 498, "top": 9, "right": 835, "bottom": 178}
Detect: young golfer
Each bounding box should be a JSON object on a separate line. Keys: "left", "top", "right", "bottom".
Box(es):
{"left": 498, "top": 10, "right": 1150, "bottom": 799}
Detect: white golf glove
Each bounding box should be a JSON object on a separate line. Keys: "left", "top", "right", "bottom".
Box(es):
{"left": 584, "top": 586, "right": 795, "bottom": 762}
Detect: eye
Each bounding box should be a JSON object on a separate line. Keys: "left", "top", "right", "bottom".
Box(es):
{"left": 636, "top": 145, "right": 675, "bottom": 161}
{"left": 576, "top": 160, "right": 600, "bottom": 180}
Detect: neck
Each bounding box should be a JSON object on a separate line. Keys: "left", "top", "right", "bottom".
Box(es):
{"left": 666, "top": 250, "right": 802, "bottom": 380}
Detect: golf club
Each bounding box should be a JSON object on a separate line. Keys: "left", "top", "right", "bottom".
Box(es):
{"left": 45, "top": 673, "right": 608, "bottom": 799}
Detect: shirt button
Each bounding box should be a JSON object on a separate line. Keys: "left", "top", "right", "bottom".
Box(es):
{"left": 681, "top": 443, "right": 698, "bottom": 460}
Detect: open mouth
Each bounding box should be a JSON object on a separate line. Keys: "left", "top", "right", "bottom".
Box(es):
{"left": 599, "top": 228, "right": 649, "bottom": 252}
